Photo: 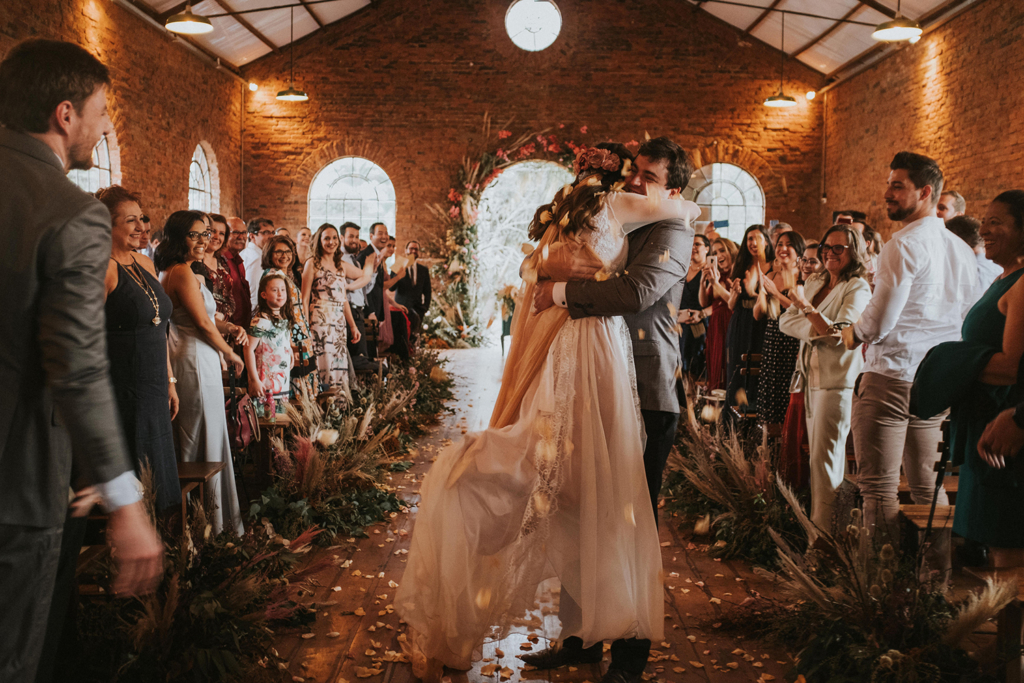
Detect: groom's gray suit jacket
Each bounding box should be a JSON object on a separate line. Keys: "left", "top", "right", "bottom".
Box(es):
{"left": 564, "top": 218, "right": 695, "bottom": 414}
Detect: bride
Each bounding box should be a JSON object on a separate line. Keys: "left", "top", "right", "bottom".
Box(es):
{"left": 395, "top": 143, "right": 699, "bottom": 680}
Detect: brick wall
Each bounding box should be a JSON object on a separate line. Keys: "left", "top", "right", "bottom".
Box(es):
{"left": 240, "top": 0, "right": 826, "bottom": 246}
{"left": 824, "top": 0, "right": 1024, "bottom": 239}
{"left": 0, "top": 0, "right": 242, "bottom": 227}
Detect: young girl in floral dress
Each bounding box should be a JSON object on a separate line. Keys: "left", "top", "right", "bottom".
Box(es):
{"left": 245, "top": 272, "right": 295, "bottom": 417}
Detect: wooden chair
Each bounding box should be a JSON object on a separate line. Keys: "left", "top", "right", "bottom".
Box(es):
{"left": 177, "top": 461, "right": 227, "bottom": 534}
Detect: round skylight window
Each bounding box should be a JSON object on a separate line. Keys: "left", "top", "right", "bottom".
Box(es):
{"left": 505, "top": 0, "right": 562, "bottom": 52}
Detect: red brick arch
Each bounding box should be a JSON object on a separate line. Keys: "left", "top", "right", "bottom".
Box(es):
{"left": 688, "top": 143, "right": 783, "bottom": 199}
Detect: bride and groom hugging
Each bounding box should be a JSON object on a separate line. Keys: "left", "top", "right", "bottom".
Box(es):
{"left": 395, "top": 137, "right": 701, "bottom": 683}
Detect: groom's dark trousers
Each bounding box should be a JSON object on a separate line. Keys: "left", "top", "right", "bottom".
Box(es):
{"left": 562, "top": 216, "right": 696, "bottom": 675}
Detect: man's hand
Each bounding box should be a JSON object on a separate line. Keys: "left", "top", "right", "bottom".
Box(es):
{"left": 534, "top": 281, "right": 556, "bottom": 313}
{"left": 70, "top": 486, "right": 102, "bottom": 518}
{"left": 841, "top": 325, "right": 861, "bottom": 351}
{"left": 978, "top": 408, "right": 1024, "bottom": 469}
{"left": 106, "top": 501, "right": 164, "bottom": 596}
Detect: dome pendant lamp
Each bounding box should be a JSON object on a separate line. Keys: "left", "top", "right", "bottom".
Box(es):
{"left": 165, "top": 2, "right": 214, "bottom": 35}
{"left": 277, "top": 7, "right": 309, "bottom": 102}
{"left": 764, "top": 12, "right": 797, "bottom": 108}
{"left": 872, "top": 0, "right": 922, "bottom": 42}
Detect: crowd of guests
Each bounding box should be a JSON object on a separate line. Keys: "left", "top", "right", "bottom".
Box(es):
{"left": 685, "top": 152, "right": 1024, "bottom": 570}
{"left": 98, "top": 191, "right": 434, "bottom": 535}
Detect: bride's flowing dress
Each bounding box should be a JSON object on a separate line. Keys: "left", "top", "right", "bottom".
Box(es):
{"left": 395, "top": 193, "right": 669, "bottom": 671}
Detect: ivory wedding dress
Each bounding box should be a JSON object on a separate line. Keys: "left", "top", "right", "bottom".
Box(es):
{"left": 396, "top": 192, "right": 682, "bottom": 674}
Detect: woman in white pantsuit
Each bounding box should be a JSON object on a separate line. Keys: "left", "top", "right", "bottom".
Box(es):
{"left": 780, "top": 225, "right": 872, "bottom": 532}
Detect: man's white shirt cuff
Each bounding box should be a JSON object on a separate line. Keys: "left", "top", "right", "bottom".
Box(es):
{"left": 96, "top": 471, "right": 143, "bottom": 512}
{"left": 553, "top": 282, "right": 568, "bottom": 308}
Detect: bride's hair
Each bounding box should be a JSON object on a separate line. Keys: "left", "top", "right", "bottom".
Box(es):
{"left": 528, "top": 142, "right": 633, "bottom": 241}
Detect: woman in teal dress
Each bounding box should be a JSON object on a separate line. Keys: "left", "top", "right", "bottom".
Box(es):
{"left": 920, "top": 191, "right": 1024, "bottom": 568}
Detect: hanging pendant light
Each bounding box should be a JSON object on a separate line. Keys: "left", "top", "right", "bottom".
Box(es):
{"left": 872, "top": 0, "right": 922, "bottom": 42}
{"left": 165, "top": 2, "right": 214, "bottom": 35}
{"left": 277, "top": 7, "right": 309, "bottom": 102}
{"left": 764, "top": 12, "right": 797, "bottom": 108}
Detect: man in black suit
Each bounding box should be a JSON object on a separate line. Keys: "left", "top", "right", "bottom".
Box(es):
{"left": 0, "top": 40, "right": 163, "bottom": 682}
{"left": 357, "top": 222, "right": 410, "bottom": 360}
{"left": 391, "top": 240, "right": 432, "bottom": 339}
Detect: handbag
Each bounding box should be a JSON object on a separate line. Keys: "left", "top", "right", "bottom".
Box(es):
{"left": 225, "top": 365, "right": 260, "bottom": 450}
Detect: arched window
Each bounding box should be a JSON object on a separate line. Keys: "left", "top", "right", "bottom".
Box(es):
{"left": 684, "top": 163, "right": 765, "bottom": 243}
{"left": 188, "top": 144, "right": 213, "bottom": 213}
{"left": 308, "top": 157, "right": 396, "bottom": 232}
{"left": 67, "top": 136, "right": 112, "bottom": 193}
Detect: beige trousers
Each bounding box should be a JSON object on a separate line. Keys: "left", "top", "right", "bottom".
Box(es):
{"left": 851, "top": 372, "right": 948, "bottom": 539}
{"left": 805, "top": 387, "right": 853, "bottom": 532}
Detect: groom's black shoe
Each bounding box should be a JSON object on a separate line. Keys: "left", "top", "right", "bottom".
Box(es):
{"left": 600, "top": 668, "right": 644, "bottom": 683}
{"left": 521, "top": 640, "right": 603, "bottom": 670}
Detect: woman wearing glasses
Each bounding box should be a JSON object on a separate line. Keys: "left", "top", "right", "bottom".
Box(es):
{"left": 260, "top": 234, "right": 318, "bottom": 399}
{"left": 780, "top": 225, "right": 871, "bottom": 532}
{"left": 157, "top": 211, "right": 248, "bottom": 535}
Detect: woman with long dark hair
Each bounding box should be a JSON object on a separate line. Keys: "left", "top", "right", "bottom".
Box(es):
{"left": 157, "top": 211, "right": 247, "bottom": 535}
{"left": 261, "top": 234, "right": 317, "bottom": 399}
{"left": 723, "top": 224, "right": 773, "bottom": 412}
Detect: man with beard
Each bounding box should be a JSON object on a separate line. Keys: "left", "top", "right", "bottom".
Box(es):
{"left": 222, "top": 217, "right": 253, "bottom": 328}
{"left": 341, "top": 222, "right": 374, "bottom": 370}
{"left": 842, "top": 151, "right": 978, "bottom": 541}
{"left": 0, "top": 39, "right": 163, "bottom": 681}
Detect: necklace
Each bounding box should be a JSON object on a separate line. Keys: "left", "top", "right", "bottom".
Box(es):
{"left": 113, "top": 256, "right": 162, "bottom": 325}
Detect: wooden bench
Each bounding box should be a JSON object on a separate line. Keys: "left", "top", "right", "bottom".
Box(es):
{"left": 256, "top": 412, "right": 292, "bottom": 489}
{"left": 842, "top": 473, "right": 959, "bottom": 505}
{"left": 178, "top": 461, "right": 227, "bottom": 534}
{"left": 964, "top": 567, "right": 1024, "bottom": 683}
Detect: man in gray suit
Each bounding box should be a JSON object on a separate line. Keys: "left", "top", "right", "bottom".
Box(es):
{"left": 0, "top": 39, "right": 163, "bottom": 682}
{"left": 531, "top": 138, "right": 696, "bottom": 683}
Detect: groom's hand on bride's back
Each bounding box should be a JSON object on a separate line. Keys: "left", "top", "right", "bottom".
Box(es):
{"left": 534, "top": 281, "right": 555, "bottom": 313}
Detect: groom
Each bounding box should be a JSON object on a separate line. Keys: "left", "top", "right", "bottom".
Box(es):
{"left": 532, "top": 137, "right": 696, "bottom": 683}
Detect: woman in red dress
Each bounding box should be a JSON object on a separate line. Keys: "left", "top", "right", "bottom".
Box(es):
{"left": 698, "top": 237, "right": 738, "bottom": 391}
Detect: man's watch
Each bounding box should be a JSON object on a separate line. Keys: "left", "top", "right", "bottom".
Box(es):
{"left": 1012, "top": 405, "right": 1024, "bottom": 430}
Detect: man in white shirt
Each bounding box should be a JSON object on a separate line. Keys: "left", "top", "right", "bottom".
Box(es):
{"left": 937, "top": 190, "right": 966, "bottom": 221}
{"left": 842, "top": 152, "right": 979, "bottom": 538}
{"left": 241, "top": 217, "right": 274, "bottom": 310}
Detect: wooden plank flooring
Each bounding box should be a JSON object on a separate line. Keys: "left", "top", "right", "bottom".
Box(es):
{"left": 272, "top": 348, "right": 805, "bottom": 683}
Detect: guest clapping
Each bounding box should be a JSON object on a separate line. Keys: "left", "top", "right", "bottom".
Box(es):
{"left": 724, "top": 225, "right": 773, "bottom": 412}
{"left": 780, "top": 226, "right": 871, "bottom": 530}
{"left": 157, "top": 211, "right": 246, "bottom": 535}
{"left": 755, "top": 230, "right": 806, "bottom": 426}
{"left": 698, "top": 238, "right": 738, "bottom": 391}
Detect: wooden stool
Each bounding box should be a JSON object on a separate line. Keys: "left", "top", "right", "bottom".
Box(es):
{"left": 964, "top": 567, "right": 1024, "bottom": 683}
{"left": 178, "top": 461, "right": 227, "bottom": 533}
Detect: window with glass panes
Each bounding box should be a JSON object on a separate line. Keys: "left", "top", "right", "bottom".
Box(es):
{"left": 67, "top": 136, "right": 112, "bottom": 193}
{"left": 188, "top": 145, "right": 212, "bottom": 213}
{"left": 308, "top": 157, "right": 396, "bottom": 233}
{"left": 684, "top": 163, "right": 765, "bottom": 243}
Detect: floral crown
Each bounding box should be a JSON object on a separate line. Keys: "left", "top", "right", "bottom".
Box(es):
{"left": 573, "top": 147, "right": 622, "bottom": 177}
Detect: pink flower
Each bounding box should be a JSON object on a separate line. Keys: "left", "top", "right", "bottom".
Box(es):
{"left": 448, "top": 188, "right": 463, "bottom": 203}
{"left": 496, "top": 148, "right": 509, "bottom": 162}
{"left": 559, "top": 123, "right": 565, "bottom": 129}
{"left": 573, "top": 147, "right": 621, "bottom": 176}
{"left": 448, "top": 205, "right": 461, "bottom": 218}
{"left": 626, "top": 140, "right": 640, "bottom": 154}
{"left": 580, "top": 125, "right": 589, "bottom": 134}
{"left": 536, "top": 134, "right": 546, "bottom": 143}
{"left": 547, "top": 143, "right": 560, "bottom": 153}
{"left": 497, "top": 130, "right": 512, "bottom": 139}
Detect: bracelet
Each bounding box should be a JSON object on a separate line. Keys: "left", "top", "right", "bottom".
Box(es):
{"left": 168, "top": 377, "right": 178, "bottom": 384}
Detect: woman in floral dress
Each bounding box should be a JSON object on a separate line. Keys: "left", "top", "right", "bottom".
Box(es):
{"left": 301, "top": 224, "right": 363, "bottom": 396}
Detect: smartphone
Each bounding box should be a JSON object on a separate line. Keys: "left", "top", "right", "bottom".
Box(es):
{"left": 713, "top": 219, "right": 729, "bottom": 229}
{"left": 709, "top": 255, "right": 718, "bottom": 268}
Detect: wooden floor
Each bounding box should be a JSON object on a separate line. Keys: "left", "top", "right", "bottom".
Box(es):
{"left": 268, "top": 348, "right": 821, "bottom": 683}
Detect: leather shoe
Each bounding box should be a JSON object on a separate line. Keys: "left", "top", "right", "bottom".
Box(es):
{"left": 521, "top": 644, "right": 602, "bottom": 670}
{"left": 600, "top": 669, "right": 643, "bottom": 683}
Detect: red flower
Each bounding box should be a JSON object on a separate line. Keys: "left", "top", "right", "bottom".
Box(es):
{"left": 497, "top": 130, "right": 512, "bottom": 139}
{"left": 516, "top": 143, "right": 537, "bottom": 159}
{"left": 448, "top": 188, "right": 463, "bottom": 203}
{"left": 559, "top": 123, "right": 565, "bottom": 129}
{"left": 496, "top": 148, "right": 509, "bottom": 162}
{"left": 580, "top": 125, "right": 589, "bottom": 134}
{"left": 626, "top": 139, "right": 641, "bottom": 154}
{"left": 448, "top": 205, "right": 461, "bottom": 218}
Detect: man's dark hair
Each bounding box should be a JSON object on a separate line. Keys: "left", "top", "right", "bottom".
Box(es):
{"left": 340, "top": 221, "right": 361, "bottom": 234}
{"left": 833, "top": 209, "right": 867, "bottom": 223}
{"left": 369, "top": 222, "right": 387, "bottom": 234}
{"left": 406, "top": 240, "right": 420, "bottom": 248}
{"left": 944, "top": 215, "right": 982, "bottom": 249}
{"left": 890, "top": 151, "right": 944, "bottom": 202}
{"left": 0, "top": 39, "right": 110, "bottom": 134}
{"left": 694, "top": 234, "right": 711, "bottom": 250}
{"left": 637, "top": 137, "right": 694, "bottom": 191}
{"left": 248, "top": 217, "right": 274, "bottom": 234}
